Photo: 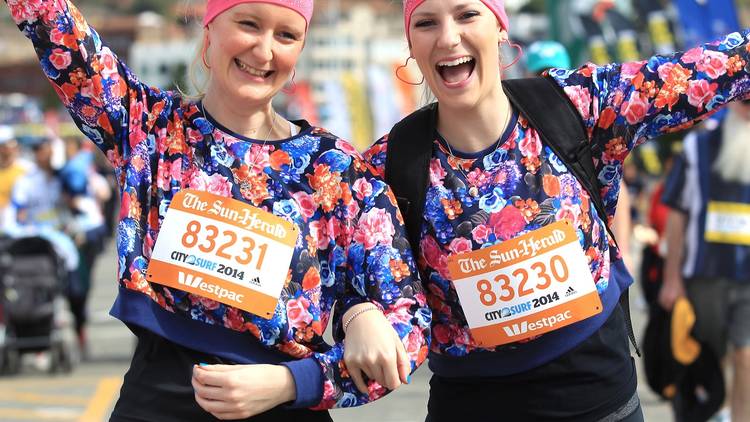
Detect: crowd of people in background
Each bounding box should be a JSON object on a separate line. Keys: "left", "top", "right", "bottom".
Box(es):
{"left": 0, "top": 126, "right": 117, "bottom": 355}
{"left": 1, "top": 4, "right": 750, "bottom": 419}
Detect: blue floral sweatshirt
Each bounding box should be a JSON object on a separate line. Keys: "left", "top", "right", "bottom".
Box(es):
{"left": 366, "top": 30, "right": 750, "bottom": 377}
{"left": 5, "top": 0, "right": 431, "bottom": 409}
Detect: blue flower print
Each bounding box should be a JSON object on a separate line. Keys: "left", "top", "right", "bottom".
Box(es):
{"left": 479, "top": 186, "right": 507, "bottom": 214}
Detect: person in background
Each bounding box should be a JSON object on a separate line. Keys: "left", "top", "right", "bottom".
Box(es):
{"left": 60, "top": 135, "right": 110, "bottom": 355}
{"left": 661, "top": 102, "right": 750, "bottom": 422}
{"left": 0, "top": 125, "right": 28, "bottom": 231}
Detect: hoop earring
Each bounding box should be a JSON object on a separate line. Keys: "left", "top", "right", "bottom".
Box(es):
{"left": 395, "top": 57, "right": 424, "bottom": 86}
{"left": 500, "top": 40, "right": 523, "bottom": 74}
{"left": 283, "top": 69, "right": 297, "bottom": 94}
{"left": 202, "top": 43, "right": 211, "bottom": 70}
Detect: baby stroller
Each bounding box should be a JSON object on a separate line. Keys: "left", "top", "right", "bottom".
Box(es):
{"left": 0, "top": 235, "right": 76, "bottom": 374}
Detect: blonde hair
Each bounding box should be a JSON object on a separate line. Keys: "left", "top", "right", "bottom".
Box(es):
{"left": 176, "top": 39, "right": 210, "bottom": 101}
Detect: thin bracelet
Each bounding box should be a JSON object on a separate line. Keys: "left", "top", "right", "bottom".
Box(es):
{"left": 343, "top": 305, "right": 381, "bottom": 334}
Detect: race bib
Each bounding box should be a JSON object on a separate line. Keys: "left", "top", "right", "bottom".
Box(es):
{"left": 705, "top": 201, "right": 750, "bottom": 245}
{"left": 448, "top": 221, "right": 602, "bottom": 347}
{"left": 146, "top": 190, "right": 298, "bottom": 319}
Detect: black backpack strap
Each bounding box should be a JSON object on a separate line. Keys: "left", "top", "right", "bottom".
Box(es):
{"left": 503, "top": 76, "right": 640, "bottom": 356}
{"left": 502, "top": 77, "right": 613, "bottom": 242}
{"left": 385, "top": 103, "right": 437, "bottom": 255}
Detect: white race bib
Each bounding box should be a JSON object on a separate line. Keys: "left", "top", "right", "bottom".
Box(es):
{"left": 448, "top": 221, "right": 602, "bottom": 347}
{"left": 147, "top": 190, "right": 298, "bottom": 319}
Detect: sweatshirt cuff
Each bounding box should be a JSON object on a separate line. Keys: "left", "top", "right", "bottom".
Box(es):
{"left": 280, "top": 357, "right": 324, "bottom": 408}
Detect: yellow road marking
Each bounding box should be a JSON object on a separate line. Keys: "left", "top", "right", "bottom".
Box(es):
{"left": 0, "top": 408, "right": 78, "bottom": 420}
{"left": 0, "top": 391, "right": 89, "bottom": 406}
{"left": 78, "top": 377, "right": 122, "bottom": 422}
{"left": 0, "top": 377, "right": 104, "bottom": 389}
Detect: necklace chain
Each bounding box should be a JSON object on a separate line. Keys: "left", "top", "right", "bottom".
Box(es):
{"left": 443, "top": 101, "right": 512, "bottom": 198}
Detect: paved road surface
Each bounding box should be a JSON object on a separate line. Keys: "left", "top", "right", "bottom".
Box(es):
{"left": 0, "top": 240, "right": 672, "bottom": 421}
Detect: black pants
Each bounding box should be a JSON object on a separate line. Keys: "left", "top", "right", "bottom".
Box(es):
{"left": 110, "top": 327, "right": 333, "bottom": 422}
{"left": 425, "top": 305, "right": 640, "bottom": 422}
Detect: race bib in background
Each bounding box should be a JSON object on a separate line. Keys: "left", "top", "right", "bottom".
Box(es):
{"left": 705, "top": 201, "right": 750, "bottom": 246}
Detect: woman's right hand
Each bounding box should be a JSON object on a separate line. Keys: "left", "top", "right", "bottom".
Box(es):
{"left": 658, "top": 273, "right": 686, "bottom": 311}
{"left": 343, "top": 303, "right": 411, "bottom": 395}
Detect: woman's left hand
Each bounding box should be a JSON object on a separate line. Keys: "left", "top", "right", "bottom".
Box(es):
{"left": 192, "top": 364, "right": 296, "bottom": 420}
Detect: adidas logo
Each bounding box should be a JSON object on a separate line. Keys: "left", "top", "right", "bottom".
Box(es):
{"left": 565, "top": 286, "right": 577, "bottom": 297}
{"left": 178, "top": 271, "right": 204, "bottom": 288}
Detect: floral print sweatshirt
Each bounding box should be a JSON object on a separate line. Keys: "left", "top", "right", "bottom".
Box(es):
{"left": 365, "top": 30, "right": 750, "bottom": 377}
{"left": 5, "top": 0, "right": 431, "bottom": 409}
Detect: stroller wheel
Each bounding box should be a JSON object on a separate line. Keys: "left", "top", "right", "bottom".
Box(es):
{"left": 1, "top": 348, "right": 20, "bottom": 375}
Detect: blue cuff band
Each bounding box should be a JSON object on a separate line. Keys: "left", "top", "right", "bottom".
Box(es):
{"left": 280, "top": 357, "right": 324, "bottom": 408}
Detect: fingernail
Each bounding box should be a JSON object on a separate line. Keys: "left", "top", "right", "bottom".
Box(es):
{"left": 199, "top": 362, "right": 208, "bottom": 367}
{"left": 406, "top": 375, "right": 411, "bottom": 384}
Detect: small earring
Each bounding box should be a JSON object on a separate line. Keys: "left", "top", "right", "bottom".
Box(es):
{"left": 395, "top": 57, "right": 424, "bottom": 86}
{"left": 283, "top": 69, "right": 297, "bottom": 94}
{"left": 500, "top": 40, "right": 523, "bottom": 73}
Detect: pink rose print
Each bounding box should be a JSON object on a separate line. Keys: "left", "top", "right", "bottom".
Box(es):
{"left": 353, "top": 208, "right": 395, "bottom": 250}
{"left": 472, "top": 224, "right": 491, "bottom": 244}
{"left": 489, "top": 205, "right": 526, "bottom": 241}
{"left": 519, "top": 130, "right": 542, "bottom": 158}
{"left": 621, "top": 91, "right": 649, "bottom": 125}
{"left": 287, "top": 297, "right": 313, "bottom": 329}
{"left": 430, "top": 158, "right": 447, "bottom": 184}
{"left": 563, "top": 85, "right": 592, "bottom": 120}
{"left": 687, "top": 79, "right": 718, "bottom": 110}
{"left": 448, "top": 237, "right": 473, "bottom": 255}
{"left": 352, "top": 177, "right": 373, "bottom": 201}
{"left": 49, "top": 48, "right": 72, "bottom": 70}
{"left": 292, "top": 191, "right": 317, "bottom": 220}
{"left": 696, "top": 50, "right": 729, "bottom": 79}
{"left": 8, "top": 0, "right": 43, "bottom": 24}
{"left": 99, "top": 48, "right": 120, "bottom": 79}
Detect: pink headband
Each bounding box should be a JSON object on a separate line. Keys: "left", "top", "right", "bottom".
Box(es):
{"left": 403, "top": 0, "right": 509, "bottom": 41}
{"left": 203, "top": 0, "right": 314, "bottom": 29}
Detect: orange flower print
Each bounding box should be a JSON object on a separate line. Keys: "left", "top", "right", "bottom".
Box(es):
{"left": 727, "top": 55, "right": 746, "bottom": 76}
{"left": 269, "top": 149, "right": 291, "bottom": 171}
{"left": 542, "top": 174, "right": 561, "bottom": 197}
{"left": 440, "top": 198, "right": 463, "bottom": 220}
{"left": 233, "top": 164, "right": 271, "bottom": 205}
{"left": 514, "top": 199, "right": 540, "bottom": 223}
{"left": 604, "top": 137, "right": 628, "bottom": 163}
{"left": 302, "top": 267, "right": 321, "bottom": 291}
{"left": 598, "top": 107, "right": 617, "bottom": 130}
{"left": 521, "top": 155, "right": 542, "bottom": 174}
{"left": 654, "top": 63, "right": 691, "bottom": 110}
{"left": 389, "top": 259, "right": 411, "bottom": 282}
{"left": 308, "top": 164, "right": 342, "bottom": 213}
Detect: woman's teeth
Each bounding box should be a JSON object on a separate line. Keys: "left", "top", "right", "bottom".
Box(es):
{"left": 235, "top": 59, "right": 271, "bottom": 77}
{"left": 437, "top": 56, "right": 474, "bottom": 67}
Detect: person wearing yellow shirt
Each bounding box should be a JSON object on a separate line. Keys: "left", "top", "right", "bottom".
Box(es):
{"left": 0, "top": 126, "right": 27, "bottom": 231}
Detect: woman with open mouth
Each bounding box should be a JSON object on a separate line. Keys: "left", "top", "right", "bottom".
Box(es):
{"left": 3, "top": 0, "right": 432, "bottom": 420}
{"left": 364, "top": 0, "right": 750, "bottom": 420}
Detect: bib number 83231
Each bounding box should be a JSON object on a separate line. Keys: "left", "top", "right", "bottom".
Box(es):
{"left": 181, "top": 219, "right": 268, "bottom": 270}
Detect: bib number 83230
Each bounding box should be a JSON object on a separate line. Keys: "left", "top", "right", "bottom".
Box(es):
{"left": 476, "top": 254, "right": 569, "bottom": 306}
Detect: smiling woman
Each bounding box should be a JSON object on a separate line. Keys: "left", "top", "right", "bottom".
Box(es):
{"left": 1, "top": 0, "right": 432, "bottom": 421}
{"left": 363, "top": 0, "right": 750, "bottom": 420}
